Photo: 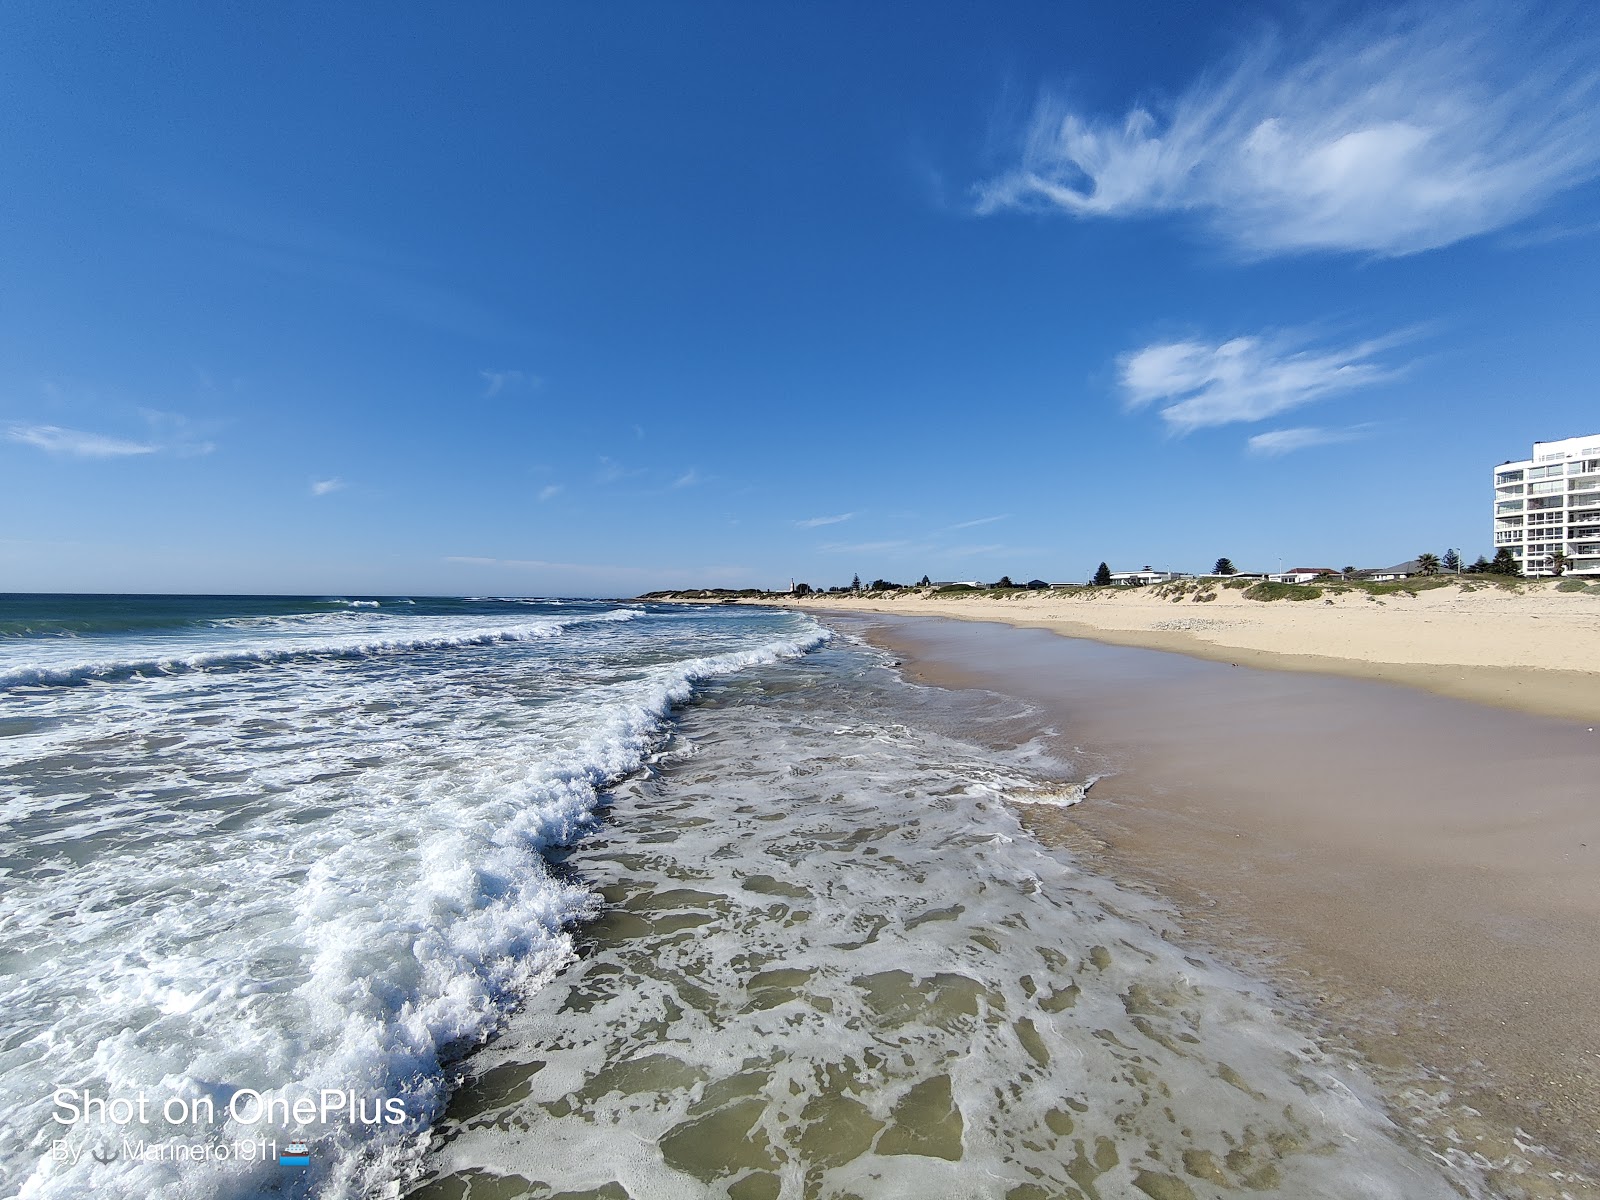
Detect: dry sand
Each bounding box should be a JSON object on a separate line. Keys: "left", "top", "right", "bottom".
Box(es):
{"left": 752, "top": 579, "right": 1600, "bottom": 722}
{"left": 841, "top": 613, "right": 1600, "bottom": 1193}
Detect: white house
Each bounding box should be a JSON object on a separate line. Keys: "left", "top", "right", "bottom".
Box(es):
{"left": 1266, "top": 567, "right": 1340, "bottom": 584}
{"left": 1107, "top": 567, "right": 1183, "bottom": 586}
{"left": 1493, "top": 433, "right": 1600, "bottom": 577}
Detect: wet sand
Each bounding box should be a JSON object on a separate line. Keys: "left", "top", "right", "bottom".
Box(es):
{"left": 726, "top": 582, "right": 1600, "bottom": 723}
{"left": 852, "top": 613, "right": 1600, "bottom": 1190}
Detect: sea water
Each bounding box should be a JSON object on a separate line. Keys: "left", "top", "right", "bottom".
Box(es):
{"left": 0, "top": 596, "right": 1473, "bottom": 1198}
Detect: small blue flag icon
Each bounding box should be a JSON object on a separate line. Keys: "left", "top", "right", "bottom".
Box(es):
{"left": 280, "top": 1140, "right": 310, "bottom": 1166}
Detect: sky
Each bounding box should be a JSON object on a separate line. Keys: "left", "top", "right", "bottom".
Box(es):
{"left": 3, "top": 1, "right": 1599, "bottom": 595}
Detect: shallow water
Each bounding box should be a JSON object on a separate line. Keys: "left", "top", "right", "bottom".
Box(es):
{"left": 413, "top": 638, "right": 1466, "bottom": 1200}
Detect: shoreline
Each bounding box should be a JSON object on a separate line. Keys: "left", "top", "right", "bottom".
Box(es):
{"left": 649, "top": 580, "right": 1600, "bottom": 722}
{"left": 834, "top": 611, "right": 1600, "bottom": 1192}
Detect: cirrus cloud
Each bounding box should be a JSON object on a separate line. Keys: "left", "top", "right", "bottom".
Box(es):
{"left": 976, "top": 5, "right": 1600, "bottom": 257}
{"left": 1118, "top": 331, "right": 1400, "bottom": 433}
{"left": 7, "top": 424, "right": 158, "bottom": 458}
{"left": 1246, "top": 425, "right": 1372, "bottom": 456}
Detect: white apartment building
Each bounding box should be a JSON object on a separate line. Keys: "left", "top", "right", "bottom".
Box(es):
{"left": 1493, "top": 434, "right": 1600, "bottom": 576}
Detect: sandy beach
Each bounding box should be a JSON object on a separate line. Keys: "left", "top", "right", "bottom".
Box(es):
{"left": 741, "top": 579, "right": 1600, "bottom": 722}
{"left": 827, "top": 611, "right": 1600, "bottom": 1192}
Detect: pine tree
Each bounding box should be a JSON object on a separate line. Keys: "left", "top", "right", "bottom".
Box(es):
{"left": 1441, "top": 548, "right": 1461, "bottom": 572}
{"left": 1093, "top": 562, "right": 1112, "bottom": 586}
{"left": 1213, "top": 557, "right": 1236, "bottom": 575}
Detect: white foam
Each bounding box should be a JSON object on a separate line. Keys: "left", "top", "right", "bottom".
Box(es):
{"left": 0, "top": 603, "right": 829, "bottom": 1199}
{"left": 0, "top": 608, "right": 641, "bottom": 690}
{"left": 420, "top": 640, "right": 1479, "bottom": 1200}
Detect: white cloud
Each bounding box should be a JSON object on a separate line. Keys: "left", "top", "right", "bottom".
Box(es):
{"left": 1117, "top": 332, "right": 1397, "bottom": 432}
{"left": 796, "top": 513, "right": 855, "bottom": 528}
{"left": 976, "top": 5, "right": 1600, "bottom": 256}
{"left": 1247, "top": 425, "right": 1370, "bottom": 456}
{"left": 480, "top": 369, "right": 542, "bottom": 397}
{"left": 947, "top": 514, "right": 1008, "bottom": 530}
{"left": 310, "top": 478, "right": 347, "bottom": 496}
{"left": 7, "top": 424, "right": 157, "bottom": 458}
{"left": 596, "top": 456, "right": 643, "bottom": 485}
{"left": 538, "top": 484, "right": 563, "bottom": 502}
{"left": 672, "top": 469, "right": 700, "bottom": 489}
{"left": 137, "top": 408, "right": 218, "bottom": 457}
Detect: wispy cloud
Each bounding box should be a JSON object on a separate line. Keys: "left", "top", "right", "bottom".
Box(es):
{"left": 310, "top": 477, "right": 347, "bottom": 496}
{"left": 538, "top": 484, "right": 563, "bottom": 502}
{"left": 795, "top": 513, "right": 855, "bottom": 529}
{"left": 1247, "top": 425, "right": 1372, "bottom": 456}
{"left": 1118, "top": 331, "right": 1399, "bottom": 433}
{"left": 976, "top": 5, "right": 1600, "bottom": 256}
{"left": 672, "top": 468, "right": 700, "bottom": 489}
{"left": 596, "top": 456, "right": 644, "bottom": 485}
{"left": 138, "top": 408, "right": 218, "bottom": 457}
{"left": 947, "top": 514, "right": 1008, "bottom": 531}
{"left": 7, "top": 424, "right": 157, "bottom": 458}
{"left": 480, "top": 368, "right": 542, "bottom": 397}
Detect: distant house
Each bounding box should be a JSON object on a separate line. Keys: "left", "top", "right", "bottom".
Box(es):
{"left": 1366, "top": 559, "right": 1438, "bottom": 582}
{"left": 1266, "top": 567, "right": 1341, "bottom": 584}
{"left": 1108, "top": 567, "right": 1183, "bottom": 586}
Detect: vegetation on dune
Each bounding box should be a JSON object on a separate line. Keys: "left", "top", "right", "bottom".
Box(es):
{"left": 1244, "top": 581, "right": 1323, "bottom": 601}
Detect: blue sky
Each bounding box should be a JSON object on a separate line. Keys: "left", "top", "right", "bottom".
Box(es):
{"left": 4, "top": 1, "right": 1599, "bottom": 594}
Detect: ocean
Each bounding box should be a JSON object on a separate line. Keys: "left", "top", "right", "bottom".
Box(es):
{"left": 0, "top": 595, "right": 1467, "bottom": 1199}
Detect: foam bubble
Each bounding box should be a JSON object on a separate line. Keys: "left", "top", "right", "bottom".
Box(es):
{"left": 0, "top": 602, "right": 828, "bottom": 1199}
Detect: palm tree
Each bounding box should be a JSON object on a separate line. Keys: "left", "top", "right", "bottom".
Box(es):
{"left": 1549, "top": 550, "right": 1570, "bottom": 577}
{"left": 1416, "top": 552, "right": 1441, "bottom": 576}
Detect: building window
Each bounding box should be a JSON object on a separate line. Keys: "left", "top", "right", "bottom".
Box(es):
{"left": 1496, "top": 470, "right": 1525, "bottom": 485}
